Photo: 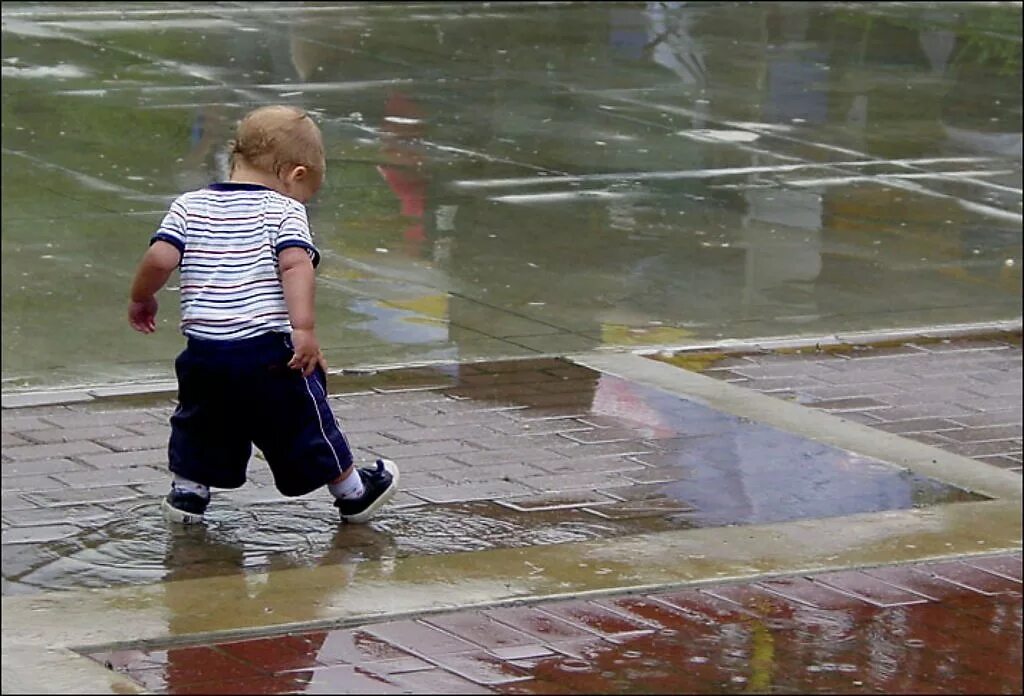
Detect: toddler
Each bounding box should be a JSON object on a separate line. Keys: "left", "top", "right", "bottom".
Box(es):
{"left": 128, "top": 105, "right": 399, "bottom": 524}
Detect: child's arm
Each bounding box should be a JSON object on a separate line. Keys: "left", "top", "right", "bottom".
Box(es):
{"left": 128, "top": 240, "right": 181, "bottom": 334}
{"left": 279, "top": 247, "right": 327, "bottom": 377}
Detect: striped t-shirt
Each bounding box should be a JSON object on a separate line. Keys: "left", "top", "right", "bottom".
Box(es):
{"left": 151, "top": 182, "right": 320, "bottom": 341}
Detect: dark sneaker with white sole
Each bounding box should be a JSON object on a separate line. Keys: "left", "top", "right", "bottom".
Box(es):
{"left": 161, "top": 487, "right": 210, "bottom": 524}
{"left": 334, "top": 459, "right": 400, "bottom": 524}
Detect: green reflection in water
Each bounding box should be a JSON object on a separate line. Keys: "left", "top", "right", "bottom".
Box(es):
{"left": 2, "top": 1, "right": 1020, "bottom": 390}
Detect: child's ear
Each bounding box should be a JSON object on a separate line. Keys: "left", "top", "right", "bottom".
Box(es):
{"left": 290, "top": 165, "right": 309, "bottom": 182}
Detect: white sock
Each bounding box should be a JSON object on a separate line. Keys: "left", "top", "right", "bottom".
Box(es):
{"left": 329, "top": 468, "right": 365, "bottom": 500}
{"left": 173, "top": 475, "right": 210, "bottom": 499}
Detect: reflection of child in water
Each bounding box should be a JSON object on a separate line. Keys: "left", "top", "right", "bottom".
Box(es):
{"left": 129, "top": 105, "right": 400, "bottom": 527}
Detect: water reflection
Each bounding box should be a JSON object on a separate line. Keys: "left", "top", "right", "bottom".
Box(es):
{"left": 91, "top": 574, "right": 1023, "bottom": 694}
{"left": 1, "top": 1, "right": 1019, "bottom": 389}
{"left": 1, "top": 359, "right": 985, "bottom": 595}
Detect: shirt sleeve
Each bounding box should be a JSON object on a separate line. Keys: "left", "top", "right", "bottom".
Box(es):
{"left": 276, "top": 200, "right": 321, "bottom": 268}
{"left": 150, "top": 196, "right": 187, "bottom": 255}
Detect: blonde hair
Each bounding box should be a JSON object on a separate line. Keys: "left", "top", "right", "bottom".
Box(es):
{"left": 229, "top": 105, "right": 325, "bottom": 177}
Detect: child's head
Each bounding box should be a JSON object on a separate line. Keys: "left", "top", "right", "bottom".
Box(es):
{"left": 229, "top": 105, "right": 325, "bottom": 203}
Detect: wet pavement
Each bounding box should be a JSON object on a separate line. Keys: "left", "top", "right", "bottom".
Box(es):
{"left": 86, "top": 554, "right": 1022, "bottom": 695}
{"left": 2, "top": 1, "right": 1022, "bottom": 692}
{"left": 656, "top": 330, "right": 1023, "bottom": 474}
{"left": 2, "top": 336, "right": 1022, "bottom": 693}
{"left": 2, "top": 1, "right": 1022, "bottom": 391}
{"left": 1, "top": 351, "right": 995, "bottom": 596}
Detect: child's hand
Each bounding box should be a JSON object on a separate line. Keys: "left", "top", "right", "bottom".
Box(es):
{"left": 289, "top": 328, "right": 328, "bottom": 377}
{"left": 129, "top": 298, "right": 159, "bottom": 334}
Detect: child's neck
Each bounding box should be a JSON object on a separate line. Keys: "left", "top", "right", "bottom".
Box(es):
{"left": 229, "top": 164, "right": 282, "bottom": 193}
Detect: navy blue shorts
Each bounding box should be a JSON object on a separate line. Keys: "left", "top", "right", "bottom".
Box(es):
{"left": 168, "top": 332, "right": 354, "bottom": 497}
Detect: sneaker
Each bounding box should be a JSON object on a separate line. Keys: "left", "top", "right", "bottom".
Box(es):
{"left": 334, "top": 459, "right": 400, "bottom": 524}
{"left": 161, "top": 487, "right": 210, "bottom": 524}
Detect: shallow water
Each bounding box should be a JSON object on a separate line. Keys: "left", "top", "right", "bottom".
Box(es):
{"left": 1, "top": 360, "right": 987, "bottom": 595}
{"left": 1, "top": 1, "right": 1020, "bottom": 390}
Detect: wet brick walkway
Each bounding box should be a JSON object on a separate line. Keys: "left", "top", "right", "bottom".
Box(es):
{"left": 87, "top": 553, "right": 1023, "bottom": 695}
{"left": 686, "top": 333, "right": 1023, "bottom": 474}
{"left": 1, "top": 354, "right": 985, "bottom": 593}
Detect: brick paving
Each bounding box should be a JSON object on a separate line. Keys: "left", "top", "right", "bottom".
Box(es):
{"left": 86, "top": 553, "right": 1023, "bottom": 695}
{"left": 688, "top": 333, "right": 1023, "bottom": 473}
{"left": 1, "top": 354, "right": 988, "bottom": 594}
{"left": 3, "top": 336, "right": 1022, "bottom": 692}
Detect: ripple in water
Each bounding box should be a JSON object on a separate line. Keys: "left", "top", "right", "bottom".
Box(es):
{"left": 7, "top": 499, "right": 618, "bottom": 593}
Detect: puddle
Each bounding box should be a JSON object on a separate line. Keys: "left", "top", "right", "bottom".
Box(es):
{"left": 85, "top": 574, "right": 1023, "bottom": 694}
{"left": 1, "top": 1, "right": 1020, "bottom": 391}
{"left": 1, "top": 359, "right": 987, "bottom": 596}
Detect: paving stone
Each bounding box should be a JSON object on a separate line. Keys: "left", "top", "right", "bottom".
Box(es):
{"left": 14, "top": 425, "right": 138, "bottom": 445}
{"left": 295, "top": 629, "right": 414, "bottom": 666}
{"left": 2, "top": 440, "right": 112, "bottom": 461}
{"left": 0, "top": 474, "right": 67, "bottom": 492}
{"left": 0, "top": 415, "right": 52, "bottom": 432}
{"left": 388, "top": 491, "right": 429, "bottom": 509}
{"left": 368, "top": 440, "right": 485, "bottom": 460}
{"left": 649, "top": 589, "right": 761, "bottom": 625}
{"left": 950, "top": 410, "right": 1023, "bottom": 428}
{"left": 942, "top": 440, "right": 1022, "bottom": 458}
{"left": 962, "top": 554, "right": 1023, "bottom": 582}
{"left": 92, "top": 433, "right": 170, "bottom": 452}
{"left": 364, "top": 619, "right": 481, "bottom": 656}
{"left": 1, "top": 432, "right": 31, "bottom": 447}
{"left": 427, "top": 650, "right": 533, "bottom": 685}
{"left": 389, "top": 668, "right": 492, "bottom": 694}
{"left": 940, "top": 425, "right": 1022, "bottom": 443}
{"left": 869, "top": 403, "right": 982, "bottom": 422}
{"left": 421, "top": 611, "right": 542, "bottom": 652}
{"left": 1, "top": 458, "right": 89, "bottom": 477}
{"left": 754, "top": 576, "right": 873, "bottom": 610}
{"left": 548, "top": 441, "right": 656, "bottom": 460}
{"left": 336, "top": 416, "right": 420, "bottom": 434}
{"left": 913, "top": 560, "right": 1023, "bottom": 595}
{"left": 513, "top": 470, "right": 635, "bottom": 492}
{"left": 975, "top": 454, "right": 1022, "bottom": 469}
{"left": 538, "top": 600, "right": 658, "bottom": 641}
{"left": 496, "top": 491, "right": 620, "bottom": 512}
{"left": 485, "top": 418, "right": 592, "bottom": 436}
{"left": 584, "top": 498, "right": 693, "bottom": 520}
{"left": 1, "top": 524, "right": 79, "bottom": 545}
{"left": 78, "top": 449, "right": 169, "bottom": 469}
{"left": 467, "top": 433, "right": 575, "bottom": 452}
{"left": 118, "top": 422, "right": 172, "bottom": 438}
{"left": 804, "top": 397, "right": 891, "bottom": 411}
{"left": 0, "top": 491, "right": 38, "bottom": 511}
{"left": 860, "top": 564, "right": 985, "bottom": 601}
{"left": 447, "top": 448, "right": 566, "bottom": 467}
{"left": 483, "top": 606, "right": 605, "bottom": 643}
{"left": 810, "top": 570, "right": 934, "bottom": 606}
{"left": 872, "top": 418, "right": 965, "bottom": 434}
{"left": 2, "top": 504, "right": 116, "bottom": 528}
{"left": 532, "top": 454, "right": 646, "bottom": 475}
{"left": 53, "top": 465, "right": 166, "bottom": 488}
{"left": 380, "top": 424, "right": 500, "bottom": 444}
{"left": 433, "top": 462, "right": 547, "bottom": 484}
{"left": 38, "top": 410, "right": 156, "bottom": 429}
{"left": 409, "top": 479, "right": 538, "bottom": 504}
{"left": 23, "top": 485, "right": 141, "bottom": 507}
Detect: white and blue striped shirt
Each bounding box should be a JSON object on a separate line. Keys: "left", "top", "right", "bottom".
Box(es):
{"left": 151, "top": 182, "right": 320, "bottom": 341}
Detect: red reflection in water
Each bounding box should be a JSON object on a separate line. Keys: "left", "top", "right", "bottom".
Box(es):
{"left": 93, "top": 566, "right": 1022, "bottom": 695}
